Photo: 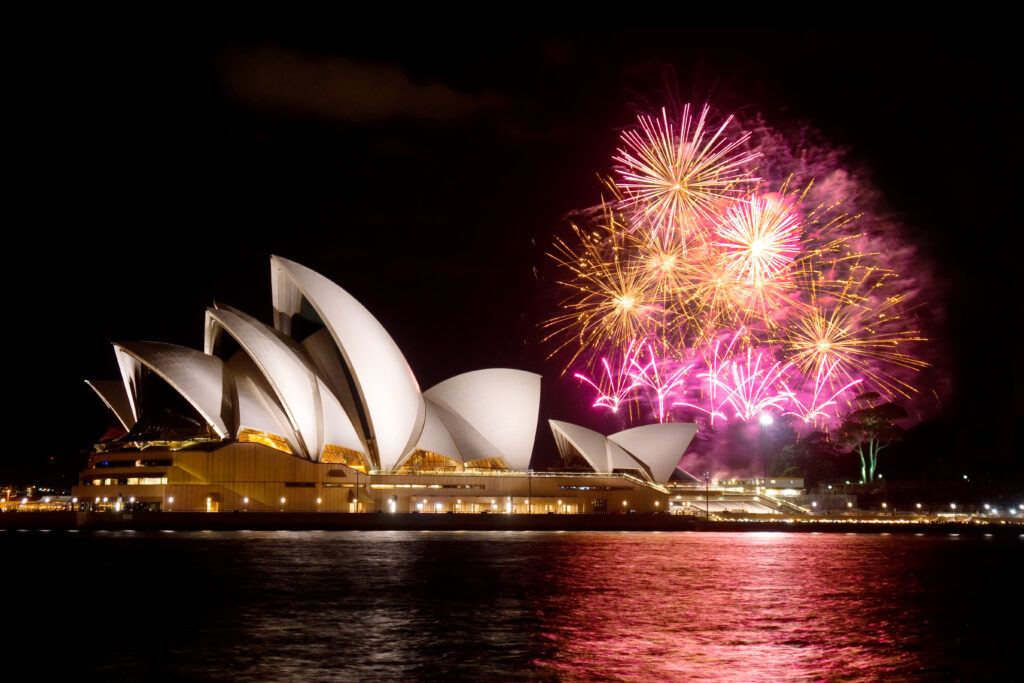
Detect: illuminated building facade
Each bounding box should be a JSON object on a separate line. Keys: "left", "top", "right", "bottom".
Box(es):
{"left": 74, "top": 257, "right": 698, "bottom": 513}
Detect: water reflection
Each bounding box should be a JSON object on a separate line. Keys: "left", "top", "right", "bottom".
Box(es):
{"left": 531, "top": 532, "right": 940, "bottom": 680}
{"left": 4, "top": 530, "right": 1019, "bottom": 680}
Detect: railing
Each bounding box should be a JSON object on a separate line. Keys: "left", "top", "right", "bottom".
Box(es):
{"left": 368, "top": 469, "right": 670, "bottom": 493}
{"left": 756, "top": 493, "right": 813, "bottom": 515}
{"left": 673, "top": 501, "right": 725, "bottom": 520}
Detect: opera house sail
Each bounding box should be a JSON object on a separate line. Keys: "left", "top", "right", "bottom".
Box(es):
{"left": 74, "top": 256, "right": 698, "bottom": 514}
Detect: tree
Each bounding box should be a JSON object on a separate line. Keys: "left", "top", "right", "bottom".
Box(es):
{"left": 837, "top": 392, "right": 907, "bottom": 483}
{"left": 774, "top": 431, "right": 844, "bottom": 488}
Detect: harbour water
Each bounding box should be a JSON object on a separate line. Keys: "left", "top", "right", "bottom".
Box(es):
{"left": 6, "top": 530, "right": 1020, "bottom": 680}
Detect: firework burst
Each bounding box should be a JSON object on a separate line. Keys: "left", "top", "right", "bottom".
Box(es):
{"left": 635, "top": 235, "right": 690, "bottom": 300}
{"left": 546, "top": 100, "right": 931, "bottom": 437}
{"left": 781, "top": 292, "right": 928, "bottom": 399}
{"left": 614, "top": 105, "right": 760, "bottom": 241}
{"left": 544, "top": 220, "right": 657, "bottom": 365}
{"left": 715, "top": 193, "right": 801, "bottom": 285}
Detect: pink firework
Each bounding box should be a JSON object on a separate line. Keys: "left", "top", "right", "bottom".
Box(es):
{"left": 550, "top": 101, "right": 936, "bottom": 441}
{"left": 781, "top": 358, "right": 863, "bottom": 425}
{"left": 690, "top": 330, "right": 746, "bottom": 425}
{"left": 628, "top": 342, "right": 694, "bottom": 423}
{"left": 574, "top": 339, "right": 645, "bottom": 413}
{"left": 714, "top": 193, "right": 802, "bottom": 285}
{"left": 614, "top": 105, "right": 760, "bottom": 240}
{"left": 709, "top": 346, "right": 792, "bottom": 421}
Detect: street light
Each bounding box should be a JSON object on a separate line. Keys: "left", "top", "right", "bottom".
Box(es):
{"left": 704, "top": 472, "right": 711, "bottom": 520}
{"left": 758, "top": 413, "right": 773, "bottom": 479}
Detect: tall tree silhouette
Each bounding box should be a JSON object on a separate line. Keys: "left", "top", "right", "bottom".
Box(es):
{"left": 838, "top": 392, "right": 907, "bottom": 483}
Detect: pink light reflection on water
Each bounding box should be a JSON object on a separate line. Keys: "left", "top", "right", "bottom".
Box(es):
{"left": 530, "top": 532, "right": 937, "bottom": 681}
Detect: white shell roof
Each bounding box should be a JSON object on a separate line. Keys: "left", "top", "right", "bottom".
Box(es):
{"left": 271, "top": 255, "right": 424, "bottom": 471}
{"left": 609, "top": 422, "right": 699, "bottom": 484}
{"left": 605, "top": 439, "right": 651, "bottom": 479}
{"left": 316, "top": 380, "right": 366, "bottom": 460}
{"left": 85, "top": 379, "right": 136, "bottom": 431}
{"left": 115, "top": 348, "right": 144, "bottom": 424}
{"left": 204, "top": 304, "right": 363, "bottom": 461}
{"left": 424, "top": 369, "right": 541, "bottom": 471}
{"left": 92, "top": 257, "right": 545, "bottom": 471}
{"left": 548, "top": 420, "right": 650, "bottom": 478}
{"left": 301, "top": 328, "right": 366, "bottom": 448}
{"left": 226, "top": 351, "right": 303, "bottom": 454}
{"left": 113, "top": 341, "right": 237, "bottom": 439}
{"left": 205, "top": 306, "right": 317, "bottom": 456}
{"left": 548, "top": 420, "right": 608, "bottom": 473}
{"left": 401, "top": 399, "right": 464, "bottom": 467}
{"left": 427, "top": 398, "right": 507, "bottom": 466}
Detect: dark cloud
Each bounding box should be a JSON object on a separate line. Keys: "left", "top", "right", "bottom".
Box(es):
{"left": 218, "top": 45, "right": 502, "bottom": 123}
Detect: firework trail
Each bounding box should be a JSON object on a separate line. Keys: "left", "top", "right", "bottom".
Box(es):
{"left": 628, "top": 342, "right": 694, "bottom": 423}
{"left": 708, "top": 347, "right": 792, "bottom": 422}
{"left": 781, "top": 359, "right": 863, "bottom": 424}
{"left": 574, "top": 339, "right": 645, "bottom": 413}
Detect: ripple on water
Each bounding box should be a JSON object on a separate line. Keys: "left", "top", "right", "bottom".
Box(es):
{"left": 2, "top": 529, "right": 1020, "bottom": 680}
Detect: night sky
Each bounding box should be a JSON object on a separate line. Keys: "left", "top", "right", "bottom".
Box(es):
{"left": 10, "top": 28, "right": 1017, "bottom": 485}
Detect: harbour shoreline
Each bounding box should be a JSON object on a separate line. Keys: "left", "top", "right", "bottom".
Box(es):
{"left": 1, "top": 511, "right": 1020, "bottom": 537}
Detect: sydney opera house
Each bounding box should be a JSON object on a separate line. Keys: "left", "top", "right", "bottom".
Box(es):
{"left": 73, "top": 256, "right": 698, "bottom": 514}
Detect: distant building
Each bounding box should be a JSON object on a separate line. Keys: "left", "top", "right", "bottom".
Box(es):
{"left": 0, "top": 494, "right": 72, "bottom": 512}
{"left": 75, "top": 257, "right": 699, "bottom": 514}
{"left": 718, "top": 477, "right": 806, "bottom": 497}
